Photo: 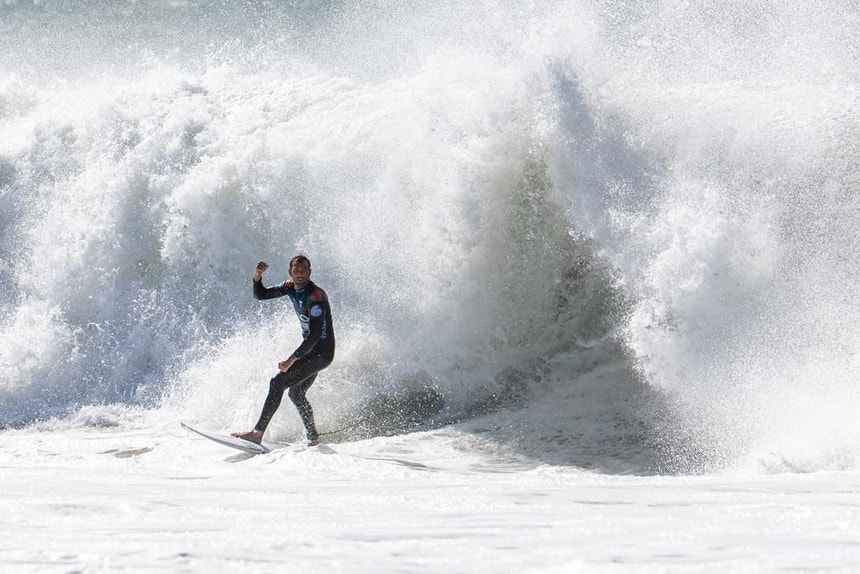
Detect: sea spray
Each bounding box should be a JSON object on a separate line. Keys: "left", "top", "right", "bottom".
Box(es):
{"left": 2, "top": 0, "right": 860, "bottom": 473}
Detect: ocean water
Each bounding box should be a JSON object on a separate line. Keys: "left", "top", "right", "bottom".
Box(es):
{"left": 2, "top": 0, "right": 860, "bottom": 477}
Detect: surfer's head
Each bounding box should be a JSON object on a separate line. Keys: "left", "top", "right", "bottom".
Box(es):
{"left": 290, "top": 255, "right": 311, "bottom": 270}
{"left": 289, "top": 255, "right": 312, "bottom": 290}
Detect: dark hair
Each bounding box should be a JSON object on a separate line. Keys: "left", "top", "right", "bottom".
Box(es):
{"left": 289, "top": 255, "right": 311, "bottom": 270}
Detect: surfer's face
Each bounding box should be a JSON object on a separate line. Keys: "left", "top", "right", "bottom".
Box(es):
{"left": 290, "top": 261, "right": 311, "bottom": 290}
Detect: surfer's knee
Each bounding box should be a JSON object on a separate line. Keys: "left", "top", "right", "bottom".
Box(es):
{"left": 287, "top": 385, "right": 306, "bottom": 403}
{"left": 268, "top": 377, "right": 287, "bottom": 394}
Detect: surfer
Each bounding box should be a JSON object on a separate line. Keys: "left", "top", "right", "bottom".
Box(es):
{"left": 232, "top": 255, "right": 335, "bottom": 447}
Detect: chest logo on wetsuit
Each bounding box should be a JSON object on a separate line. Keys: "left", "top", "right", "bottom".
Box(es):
{"left": 310, "top": 305, "right": 323, "bottom": 318}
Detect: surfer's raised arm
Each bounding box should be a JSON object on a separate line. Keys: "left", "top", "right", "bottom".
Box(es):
{"left": 253, "top": 260, "right": 268, "bottom": 282}
{"left": 252, "top": 260, "right": 289, "bottom": 300}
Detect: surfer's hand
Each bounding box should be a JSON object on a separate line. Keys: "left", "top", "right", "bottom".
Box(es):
{"left": 253, "top": 260, "right": 268, "bottom": 281}
{"left": 278, "top": 357, "right": 296, "bottom": 372}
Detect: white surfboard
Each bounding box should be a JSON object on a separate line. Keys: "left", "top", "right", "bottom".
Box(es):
{"left": 181, "top": 422, "right": 270, "bottom": 455}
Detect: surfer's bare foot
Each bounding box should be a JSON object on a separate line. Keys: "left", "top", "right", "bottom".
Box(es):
{"left": 231, "top": 429, "right": 263, "bottom": 444}
{"left": 307, "top": 437, "right": 320, "bottom": 447}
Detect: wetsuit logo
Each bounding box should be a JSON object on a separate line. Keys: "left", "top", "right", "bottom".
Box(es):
{"left": 310, "top": 305, "right": 323, "bottom": 318}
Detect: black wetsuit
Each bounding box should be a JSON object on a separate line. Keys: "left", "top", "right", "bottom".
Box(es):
{"left": 251, "top": 278, "right": 335, "bottom": 440}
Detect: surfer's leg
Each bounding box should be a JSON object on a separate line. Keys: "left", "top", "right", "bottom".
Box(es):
{"left": 233, "top": 363, "right": 317, "bottom": 443}
{"left": 251, "top": 370, "right": 294, "bottom": 435}
{"left": 288, "top": 374, "right": 319, "bottom": 443}
{"left": 249, "top": 353, "right": 331, "bottom": 439}
{"left": 237, "top": 351, "right": 333, "bottom": 444}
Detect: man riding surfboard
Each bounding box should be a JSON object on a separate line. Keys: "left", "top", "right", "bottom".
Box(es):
{"left": 233, "top": 255, "right": 335, "bottom": 447}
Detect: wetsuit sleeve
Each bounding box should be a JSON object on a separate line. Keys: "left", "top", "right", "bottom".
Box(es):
{"left": 292, "top": 310, "right": 324, "bottom": 359}
{"left": 253, "top": 279, "right": 289, "bottom": 300}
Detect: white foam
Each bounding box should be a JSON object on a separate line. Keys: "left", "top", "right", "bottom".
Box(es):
{"left": 1, "top": 0, "right": 859, "bottom": 475}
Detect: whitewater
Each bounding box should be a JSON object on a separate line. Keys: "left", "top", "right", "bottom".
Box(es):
{"left": 2, "top": 0, "right": 860, "bottom": 571}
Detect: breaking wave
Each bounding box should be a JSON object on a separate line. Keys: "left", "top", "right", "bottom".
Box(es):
{"left": 1, "top": 0, "right": 859, "bottom": 474}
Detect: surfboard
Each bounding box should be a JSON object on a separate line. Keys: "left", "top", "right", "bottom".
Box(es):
{"left": 181, "top": 422, "right": 270, "bottom": 455}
